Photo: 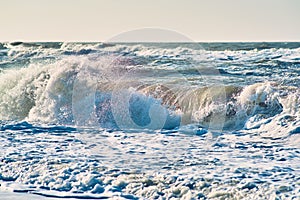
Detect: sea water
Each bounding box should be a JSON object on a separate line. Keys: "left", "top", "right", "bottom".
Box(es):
{"left": 0, "top": 42, "right": 299, "bottom": 199}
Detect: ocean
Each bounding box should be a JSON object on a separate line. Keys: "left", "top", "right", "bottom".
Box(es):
{"left": 0, "top": 42, "right": 299, "bottom": 199}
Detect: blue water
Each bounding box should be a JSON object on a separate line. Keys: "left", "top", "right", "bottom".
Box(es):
{"left": 0, "top": 42, "right": 299, "bottom": 199}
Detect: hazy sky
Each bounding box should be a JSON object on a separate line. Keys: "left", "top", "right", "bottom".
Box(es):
{"left": 1, "top": 0, "right": 300, "bottom": 42}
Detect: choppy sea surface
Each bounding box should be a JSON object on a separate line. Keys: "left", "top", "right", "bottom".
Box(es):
{"left": 0, "top": 42, "right": 299, "bottom": 199}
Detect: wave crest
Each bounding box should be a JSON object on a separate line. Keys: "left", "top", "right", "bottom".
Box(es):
{"left": 0, "top": 56, "right": 294, "bottom": 132}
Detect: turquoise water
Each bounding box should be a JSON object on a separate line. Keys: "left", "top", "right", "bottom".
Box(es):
{"left": 0, "top": 42, "right": 299, "bottom": 199}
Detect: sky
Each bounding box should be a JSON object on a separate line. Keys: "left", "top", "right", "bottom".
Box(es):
{"left": 0, "top": 0, "right": 300, "bottom": 42}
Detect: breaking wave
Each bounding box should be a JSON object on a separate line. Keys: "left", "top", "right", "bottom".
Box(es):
{"left": 0, "top": 55, "right": 298, "bottom": 136}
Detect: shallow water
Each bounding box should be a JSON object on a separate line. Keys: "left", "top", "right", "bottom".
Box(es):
{"left": 0, "top": 42, "right": 299, "bottom": 199}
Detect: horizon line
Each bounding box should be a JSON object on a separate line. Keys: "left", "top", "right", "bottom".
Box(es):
{"left": 1, "top": 40, "right": 300, "bottom": 43}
